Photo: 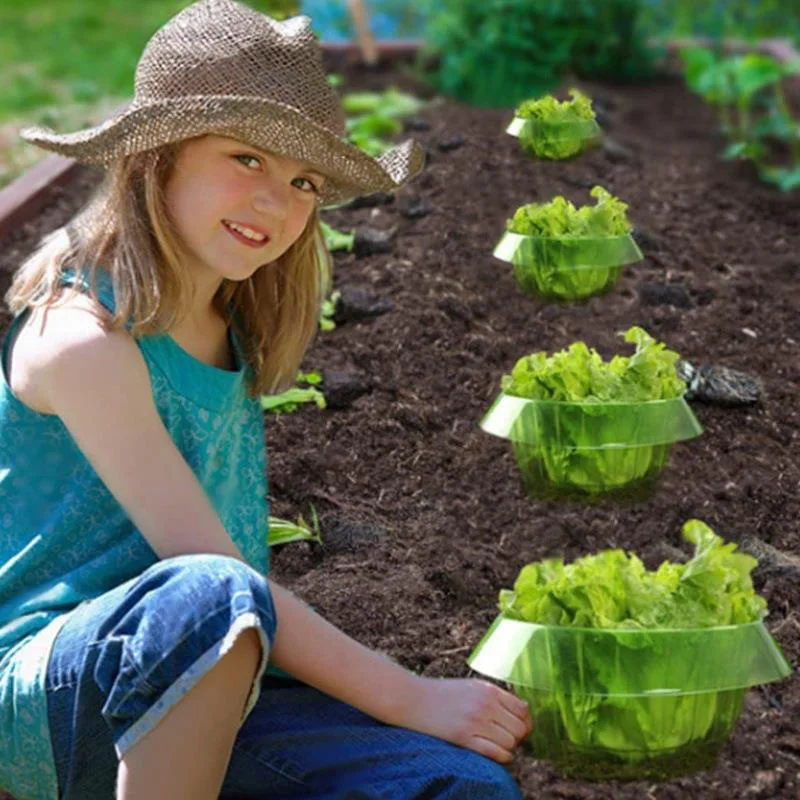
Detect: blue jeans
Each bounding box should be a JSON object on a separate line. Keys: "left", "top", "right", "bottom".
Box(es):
{"left": 45, "top": 554, "right": 522, "bottom": 799}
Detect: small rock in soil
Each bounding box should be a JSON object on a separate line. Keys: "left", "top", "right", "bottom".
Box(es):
{"left": 779, "top": 733, "right": 800, "bottom": 755}
{"left": 353, "top": 226, "right": 393, "bottom": 257}
{"left": 403, "top": 116, "right": 431, "bottom": 132}
{"left": 345, "top": 191, "right": 395, "bottom": 210}
{"left": 638, "top": 282, "right": 694, "bottom": 309}
{"left": 678, "top": 361, "right": 764, "bottom": 406}
{"left": 399, "top": 198, "right": 434, "bottom": 219}
{"left": 437, "top": 132, "right": 466, "bottom": 152}
{"left": 321, "top": 368, "right": 372, "bottom": 410}
{"left": 739, "top": 535, "right": 800, "bottom": 579}
{"left": 332, "top": 286, "right": 393, "bottom": 324}
{"left": 632, "top": 227, "right": 666, "bottom": 252}
{"left": 321, "top": 515, "right": 387, "bottom": 555}
{"left": 745, "top": 769, "right": 784, "bottom": 798}
{"left": 593, "top": 100, "right": 613, "bottom": 129}
{"left": 563, "top": 174, "right": 596, "bottom": 190}
{"left": 602, "top": 136, "right": 635, "bottom": 163}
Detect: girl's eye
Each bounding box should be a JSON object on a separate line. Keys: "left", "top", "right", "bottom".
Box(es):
{"left": 234, "top": 154, "right": 319, "bottom": 194}
{"left": 292, "top": 176, "right": 320, "bottom": 194}
{"left": 234, "top": 154, "right": 261, "bottom": 170}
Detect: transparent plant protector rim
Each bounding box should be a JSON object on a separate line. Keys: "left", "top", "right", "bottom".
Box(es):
{"left": 468, "top": 616, "right": 792, "bottom": 695}
{"left": 506, "top": 116, "right": 602, "bottom": 141}
{"left": 480, "top": 392, "right": 703, "bottom": 449}
{"left": 493, "top": 231, "right": 643, "bottom": 271}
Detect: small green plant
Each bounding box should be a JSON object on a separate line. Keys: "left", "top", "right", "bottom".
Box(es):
{"left": 502, "top": 327, "right": 685, "bottom": 404}
{"left": 341, "top": 87, "right": 424, "bottom": 156}
{"left": 261, "top": 371, "right": 326, "bottom": 414}
{"left": 341, "top": 87, "right": 424, "bottom": 118}
{"left": 320, "top": 220, "right": 355, "bottom": 253}
{"left": 681, "top": 47, "right": 800, "bottom": 191}
{"left": 319, "top": 290, "right": 341, "bottom": 332}
{"left": 268, "top": 506, "right": 323, "bottom": 547}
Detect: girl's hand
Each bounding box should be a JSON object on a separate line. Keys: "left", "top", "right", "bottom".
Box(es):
{"left": 398, "top": 676, "right": 532, "bottom": 764}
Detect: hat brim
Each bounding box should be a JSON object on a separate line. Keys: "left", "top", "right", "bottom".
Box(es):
{"left": 20, "top": 95, "right": 424, "bottom": 206}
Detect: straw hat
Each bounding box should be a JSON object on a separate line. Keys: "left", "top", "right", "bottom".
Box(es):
{"left": 20, "top": 0, "right": 424, "bottom": 206}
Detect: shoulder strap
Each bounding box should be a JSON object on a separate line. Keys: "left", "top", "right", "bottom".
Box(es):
{"left": 59, "top": 267, "right": 117, "bottom": 315}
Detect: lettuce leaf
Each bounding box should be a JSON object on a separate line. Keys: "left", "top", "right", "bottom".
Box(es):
{"left": 500, "top": 520, "right": 766, "bottom": 629}
{"left": 515, "top": 88, "right": 596, "bottom": 122}
{"left": 507, "top": 186, "right": 631, "bottom": 238}
{"left": 501, "top": 327, "right": 685, "bottom": 403}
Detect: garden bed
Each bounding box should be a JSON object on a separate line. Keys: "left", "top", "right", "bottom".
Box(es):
{"left": 1, "top": 57, "right": 799, "bottom": 799}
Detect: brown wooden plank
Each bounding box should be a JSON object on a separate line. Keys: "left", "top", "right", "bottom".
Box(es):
{"left": 0, "top": 153, "right": 79, "bottom": 241}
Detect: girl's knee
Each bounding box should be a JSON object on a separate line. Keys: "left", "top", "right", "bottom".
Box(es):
{"left": 143, "top": 553, "right": 274, "bottom": 625}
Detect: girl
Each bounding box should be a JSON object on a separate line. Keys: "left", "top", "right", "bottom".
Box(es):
{"left": 0, "top": 2, "right": 531, "bottom": 799}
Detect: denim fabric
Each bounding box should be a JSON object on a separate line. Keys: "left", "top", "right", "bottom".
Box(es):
{"left": 45, "top": 554, "right": 522, "bottom": 800}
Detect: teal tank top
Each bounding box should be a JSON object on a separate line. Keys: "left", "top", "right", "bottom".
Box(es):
{"left": 0, "top": 270, "right": 270, "bottom": 800}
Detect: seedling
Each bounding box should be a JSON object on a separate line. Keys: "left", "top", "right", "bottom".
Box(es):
{"left": 319, "top": 290, "right": 341, "bottom": 332}
{"left": 321, "top": 221, "right": 355, "bottom": 253}
{"left": 261, "top": 371, "right": 326, "bottom": 414}
{"left": 342, "top": 87, "right": 424, "bottom": 156}
{"left": 267, "top": 505, "right": 323, "bottom": 547}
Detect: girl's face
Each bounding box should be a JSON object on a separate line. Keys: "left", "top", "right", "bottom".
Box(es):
{"left": 164, "top": 134, "right": 326, "bottom": 287}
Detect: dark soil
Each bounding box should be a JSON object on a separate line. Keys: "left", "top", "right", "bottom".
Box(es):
{"left": 1, "top": 55, "right": 798, "bottom": 799}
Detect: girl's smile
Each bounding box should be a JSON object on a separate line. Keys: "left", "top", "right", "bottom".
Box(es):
{"left": 222, "top": 219, "right": 271, "bottom": 248}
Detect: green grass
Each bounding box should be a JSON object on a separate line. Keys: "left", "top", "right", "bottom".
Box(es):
{"left": 0, "top": 1, "right": 298, "bottom": 187}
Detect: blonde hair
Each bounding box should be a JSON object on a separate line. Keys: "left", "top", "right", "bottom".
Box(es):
{"left": 6, "top": 138, "right": 331, "bottom": 396}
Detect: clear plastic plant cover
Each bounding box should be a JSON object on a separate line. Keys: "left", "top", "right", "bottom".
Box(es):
{"left": 506, "top": 116, "right": 602, "bottom": 142}
{"left": 468, "top": 616, "right": 792, "bottom": 695}
{"left": 479, "top": 393, "right": 703, "bottom": 450}
{"left": 493, "top": 231, "right": 643, "bottom": 272}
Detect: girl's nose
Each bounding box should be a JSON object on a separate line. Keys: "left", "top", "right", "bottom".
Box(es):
{"left": 251, "top": 183, "right": 289, "bottom": 219}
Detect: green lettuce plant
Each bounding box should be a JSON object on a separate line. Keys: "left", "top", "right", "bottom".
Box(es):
{"left": 501, "top": 326, "right": 685, "bottom": 402}
{"left": 482, "top": 520, "right": 789, "bottom": 779}
{"left": 513, "top": 89, "right": 600, "bottom": 159}
{"left": 319, "top": 289, "right": 341, "bottom": 332}
{"left": 496, "top": 187, "right": 641, "bottom": 301}
{"left": 493, "top": 328, "right": 698, "bottom": 500}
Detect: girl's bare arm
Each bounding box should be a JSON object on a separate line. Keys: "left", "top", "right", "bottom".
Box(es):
{"left": 18, "top": 298, "right": 530, "bottom": 762}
